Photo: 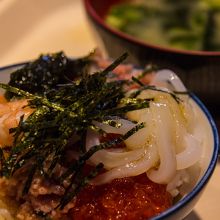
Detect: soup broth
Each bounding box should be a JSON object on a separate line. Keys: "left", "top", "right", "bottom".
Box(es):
{"left": 106, "top": 0, "right": 220, "bottom": 51}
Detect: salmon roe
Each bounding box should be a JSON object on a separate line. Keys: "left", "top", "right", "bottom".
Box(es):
{"left": 70, "top": 174, "right": 173, "bottom": 220}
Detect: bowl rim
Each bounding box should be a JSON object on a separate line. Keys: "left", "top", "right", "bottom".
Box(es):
{"left": 84, "top": 0, "right": 220, "bottom": 56}
{"left": 0, "top": 62, "right": 219, "bottom": 219}
{"left": 0, "top": 62, "right": 28, "bottom": 71}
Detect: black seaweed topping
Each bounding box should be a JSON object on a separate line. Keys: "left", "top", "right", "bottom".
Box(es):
{"left": 5, "top": 51, "right": 93, "bottom": 100}
{"left": 0, "top": 52, "right": 150, "bottom": 211}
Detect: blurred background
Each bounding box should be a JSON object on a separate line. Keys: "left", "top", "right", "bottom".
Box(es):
{"left": 0, "top": 0, "right": 219, "bottom": 219}
{"left": 0, "top": 0, "right": 96, "bottom": 66}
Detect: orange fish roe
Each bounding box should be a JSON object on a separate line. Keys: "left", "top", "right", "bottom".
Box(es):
{"left": 70, "top": 174, "right": 173, "bottom": 220}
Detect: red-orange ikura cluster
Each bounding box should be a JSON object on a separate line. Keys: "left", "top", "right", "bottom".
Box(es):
{"left": 70, "top": 174, "right": 172, "bottom": 220}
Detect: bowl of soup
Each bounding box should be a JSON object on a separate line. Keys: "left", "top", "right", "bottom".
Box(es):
{"left": 83, "top": 0, "right": 220, "bottom": 109}
{"left": 0, "top": 51, "right": 219, "bottom": 219}
{"left": 106, "top": 0, "right": 220, "bottom": 52}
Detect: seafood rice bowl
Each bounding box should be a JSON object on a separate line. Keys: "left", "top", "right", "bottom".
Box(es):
{"left": 0, "top": 50, "right": 218, "bottom": 220}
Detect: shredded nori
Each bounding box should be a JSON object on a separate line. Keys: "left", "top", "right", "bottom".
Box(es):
{"left": 0, "top": 51, "right": 152, "bottom": 211}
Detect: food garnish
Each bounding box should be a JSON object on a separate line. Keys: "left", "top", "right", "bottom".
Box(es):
{"left": 0, "top": 51, "right": 156, "bottom": 213}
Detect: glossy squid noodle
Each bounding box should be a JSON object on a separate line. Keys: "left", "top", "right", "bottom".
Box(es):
{"left": 86, "top": 70, "right": 203, "bottom": 197}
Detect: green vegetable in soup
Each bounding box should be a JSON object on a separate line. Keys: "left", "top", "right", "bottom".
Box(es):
{"left": 106, "top": 0, "right": 220, "bottom": 51}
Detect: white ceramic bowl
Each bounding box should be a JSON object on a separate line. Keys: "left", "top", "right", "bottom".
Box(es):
{"left": 0, "top": 62, "right": 219, "bottom": 220}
